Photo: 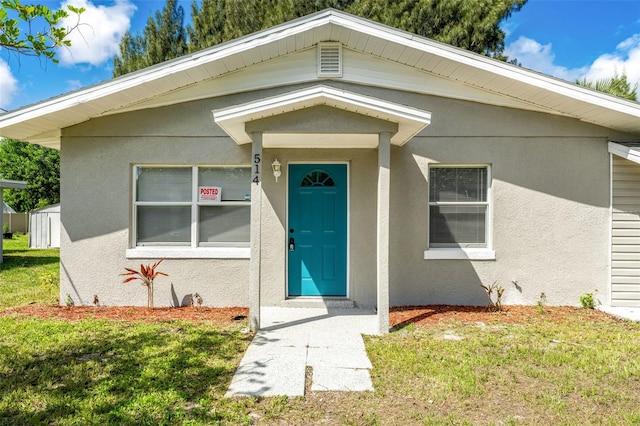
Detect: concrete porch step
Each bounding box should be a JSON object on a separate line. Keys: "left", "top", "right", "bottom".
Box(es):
{"left": 279, "top": 297, "right": 356, "bottom": 309}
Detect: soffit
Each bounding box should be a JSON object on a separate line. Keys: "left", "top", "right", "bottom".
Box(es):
{"left": 0, "top": 8, "right": 639, "bottom": 149}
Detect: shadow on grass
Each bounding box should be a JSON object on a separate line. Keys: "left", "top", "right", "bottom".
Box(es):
{"left": 0, "top": 255, "right": 59, "bottom": 271}
{"left": 0, "top": 320, "right": 252, "bottom": 425}
{"left": 390, "top": 305, "right": 488, "bottom": 331}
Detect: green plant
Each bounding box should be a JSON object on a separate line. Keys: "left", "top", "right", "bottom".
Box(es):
{"left": 480, "top": 281, "right": 504, "bottom": 312}
{"left": 580, "top": 291, "right": 597, "bottom": 309}
{"left": 38, "top": 272, "right": 58, "bottom": 286}
{"left": 64, "top": 293, "right": 74, "bottom": 306}
{"left": 537, "top": 292, "right": 547, "bottom": 314}
{"left": 2, "top": 223, "right": 9, "bottom": 234}
{"left": 121, "top": 259, "right": 168, "bottom": 308}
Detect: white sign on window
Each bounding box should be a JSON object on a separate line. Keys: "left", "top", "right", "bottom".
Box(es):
{"left": 199, "top": 186, "right": 222, "bottom": 203}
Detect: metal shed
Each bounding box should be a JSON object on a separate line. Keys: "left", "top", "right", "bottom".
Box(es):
{"left": 29, "top": 203, "right": 60, "bottom": 249}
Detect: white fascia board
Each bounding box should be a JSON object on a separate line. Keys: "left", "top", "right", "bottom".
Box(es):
{"left": 608, "top": 142, "right": 640, "bottom": 165}
{"left": 0, "top": 179, "right": 27, "bottom": 189}
{"left": 213, "top": 85, "right": 431, "bottom": 145}
{"left": 3, "top": 8, "right": 639, "bottom": 144}
{"left": 327, "top": 13, "right": 640, "bottom": 119}
{"left": 0, "top": 11, "right": 340, "bottom": 134}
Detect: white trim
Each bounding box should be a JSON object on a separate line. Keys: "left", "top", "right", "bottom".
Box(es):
{"left": 213, "top": 85, "right": 431, "bottom": 146}
{"left": 2, "top": 9, "right": 640, "bottom": 147}
{"left": 131, "top": 165, "right": 251, "bottom": 256}
{"left": 424, "top": 248, "right": 496, "bottom": 260}
{"left": 426, "top": 164, "right": 494, "bottom": 256}
{"left": 285, "top": 161, "right": 350, "bottom": 299}
{"left": 126, "top": 247, "right": 250, "bottom": 259}
{"left": 609, "top": 152, "right": 613, "bottom": 306}
{"left": 608, "top": 142, "right": 640, "bottom": 165}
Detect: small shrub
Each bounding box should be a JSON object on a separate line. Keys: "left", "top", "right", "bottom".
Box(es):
{"left": 480, "top": 281, "right": 505, "bottom": 312}
{"left": 2, "top": 223, "right": 9, "bottom": 234}
{"left": 537, "top": 292, "right": 547, "bottom": 314}
{"left": 580, "top": 291, "right": 596, "bottom": 309}
{"left": 65, "top": 294, "right": 74, "bottom": 306}
{"left": 121, "top": 259, "right": 168, "bottom": 308}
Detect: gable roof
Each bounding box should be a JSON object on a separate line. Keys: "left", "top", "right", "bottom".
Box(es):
{"left": 214, "top": 85, "right": 432, "bottom": 146}
{"left": 1, "top": 8, "right": 639, "bottom": 149}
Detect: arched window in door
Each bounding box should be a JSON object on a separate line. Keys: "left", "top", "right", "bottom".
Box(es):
{"left": 300, "top": 170, "right": 335, "bottom": 187}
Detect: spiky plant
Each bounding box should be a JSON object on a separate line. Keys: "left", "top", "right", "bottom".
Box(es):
{"left": 121, "top": 259, "right": 168, "bottom": 308}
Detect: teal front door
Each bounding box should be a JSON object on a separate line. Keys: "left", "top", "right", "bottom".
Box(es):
{"left": 288, "top": 164, "right": 347, "bottom": 296}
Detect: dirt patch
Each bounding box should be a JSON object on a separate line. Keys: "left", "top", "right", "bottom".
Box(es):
{"left": 0, "top": 303, "right": 615, "bottom": 327}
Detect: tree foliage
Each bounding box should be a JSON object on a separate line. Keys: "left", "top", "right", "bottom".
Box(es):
{"left": 115, "top": 0, "right": 527, "bottom": 75}
{"left": 345, "top": 0, "right": 526, "bottom": 58}
{"left": 0, "top": 139, "right": 60, "bottom": 212}
{"left": 113, "top": 0, "right": 187, "bottom": 77}
{"left": 0, "top": 0, "right": 84, "bottom": 63}
{"left": 577, "top": 71, "right": 638, "bottom": 102}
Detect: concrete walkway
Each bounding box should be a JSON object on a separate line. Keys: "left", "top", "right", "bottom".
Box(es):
{"left": 226, "top": 306, "right": 379, "bottom": 397}
{"left": 599, "top": 306, "right": 640, "bottom": 323}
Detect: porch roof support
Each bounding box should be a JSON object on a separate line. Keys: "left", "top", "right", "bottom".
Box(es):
{"left": 249, "top": 133, "right": 262, "bottom": 331}
{"left": 377, "top": 133, "right": 391, "bottom": 334}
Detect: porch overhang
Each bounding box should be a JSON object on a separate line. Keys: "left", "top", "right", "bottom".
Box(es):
{"left": 609, "top": 141, "right": 640, "bottom": 164}
{"left": 213, "top": 85, "right": 431, "bottom": 147}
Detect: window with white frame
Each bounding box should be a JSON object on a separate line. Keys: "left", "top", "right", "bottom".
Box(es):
{"left": 428, "top": 166, "right": 490, "bottom": 248}
{"left": 133, "top": 166, "right": 251, "bottom": 247}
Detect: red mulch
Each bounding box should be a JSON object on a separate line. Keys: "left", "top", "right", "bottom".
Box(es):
{"left": 388, "top": 305, "right": 612, "bottom": 327}
{"left": 0, "top": 305, "right": 249, "bottom": 324}
{"left": 0, "top": 304, "right": 615, "bottom": 327}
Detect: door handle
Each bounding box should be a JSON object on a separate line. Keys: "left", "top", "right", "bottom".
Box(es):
{"left": 289, "top": 237, "right": 295, "bottom": 251}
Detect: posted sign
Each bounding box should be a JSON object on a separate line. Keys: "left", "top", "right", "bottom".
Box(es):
{"left": 199, "top": 186, "right": 222, "bottom": 203}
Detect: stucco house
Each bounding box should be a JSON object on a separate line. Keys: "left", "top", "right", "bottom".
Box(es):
{"left": 1, "top": 9, "right": 639, "bottom": 333}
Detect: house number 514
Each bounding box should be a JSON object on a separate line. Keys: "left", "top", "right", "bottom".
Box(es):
{"left": 252, "top": 153, "right": 261, "bottom": 184}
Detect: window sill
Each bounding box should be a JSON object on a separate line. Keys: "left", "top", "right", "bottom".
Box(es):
{"left": 424, "top": 248, "right": 496, "bottom": 260}
{"left": 126, "top": 247, "right": 250, "bottom": 259}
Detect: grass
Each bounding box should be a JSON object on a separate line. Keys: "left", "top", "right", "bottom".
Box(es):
{"left": 0, "top": 234, "right": 59, "bottom": 308}
{"left": 0, "top": 317, "right": 253, "bottom": 425}
{"left": 1, "top": 236, "right": 640, "bottom": 424}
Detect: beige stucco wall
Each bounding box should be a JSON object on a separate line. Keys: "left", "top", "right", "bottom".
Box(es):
{"left": 389, "top": 93, "right": 613, "bottom": 307}
{"left": 60, "top": 96, "right": 253, "bottom": 307}
{"left": 60, "top": 82, "right": 625, "bottom": 308}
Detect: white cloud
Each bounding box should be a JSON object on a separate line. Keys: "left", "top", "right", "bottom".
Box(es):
{"left": 0, "top": 59, "right": 19, "bottom": 110}
{"left": 58, "top": 0, "right": 136, "bottom": 67}
{"left": 66, "top": 79, "right": 84, "bottom": 91}
{"left": 582, "top": 34, "right": 640, "bottom": 87}
{"left": 505, "top": 34, "right": 640, "bottom": 89}
{"left": 504, "top": 36, "right": 587, "bottom": 82}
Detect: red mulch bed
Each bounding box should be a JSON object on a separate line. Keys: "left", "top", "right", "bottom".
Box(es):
{"left": 389, "top": 305, "right": 612, "bottom": 327}
{"left": 0, "top": 305, "right": 249, "bottom": 324}
{"left": 0, "top": 304, "right": 614, "bottom": 327}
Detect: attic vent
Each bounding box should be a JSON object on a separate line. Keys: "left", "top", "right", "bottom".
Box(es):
{"left": 317, "top": 43, "right": 342, "bottom": 77}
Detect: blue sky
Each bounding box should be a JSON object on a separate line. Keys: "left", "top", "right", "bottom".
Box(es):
{"left": 1, "top": 0, "right": 639, "bottom": 112}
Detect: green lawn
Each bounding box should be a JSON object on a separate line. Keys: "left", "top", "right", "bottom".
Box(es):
{"left": 1, "top": 236, "right": 639, "bottom": 425}
{"left": 0, "top": 234, "right": 59, "bottom": 308}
